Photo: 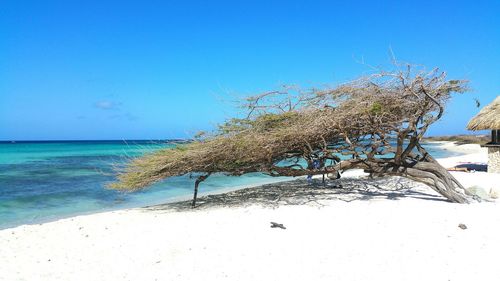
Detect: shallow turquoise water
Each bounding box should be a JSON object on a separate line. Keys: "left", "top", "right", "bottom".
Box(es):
{"left": 0, "top": 141, "right": 295, "bottom": 229}
{"left": 0, "top": 141, "right": 461, "bottom": 229}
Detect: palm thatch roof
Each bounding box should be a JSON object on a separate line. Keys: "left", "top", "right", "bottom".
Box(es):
{"left": 467, "top": 96, "right": 500, "bottom": 130}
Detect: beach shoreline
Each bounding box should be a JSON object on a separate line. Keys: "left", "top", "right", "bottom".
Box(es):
{"left": 2, "top": 142, "right": 500, "bottom": 281}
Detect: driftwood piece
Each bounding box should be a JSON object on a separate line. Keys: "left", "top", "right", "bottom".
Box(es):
{"left": 270, "top": 222, "right": 286, "bottom": 229}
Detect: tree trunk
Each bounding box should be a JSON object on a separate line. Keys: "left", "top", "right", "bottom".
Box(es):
{"left": 269, "top": 150, "right": 477, "bottom": 203}
{"left": 192, "top": 180, "right": 201, "bottom": 208}
{"left": 192, "top": 174, "right": 210, "bottom": 208}
{"left": 413, "top": 143, "right": 477, "bottom": 203}
{"left": 367, "top": 160, "right": 477, "bottom": 203}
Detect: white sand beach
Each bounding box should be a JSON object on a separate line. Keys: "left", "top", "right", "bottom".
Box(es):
{"left": 1, "top": 142, "right": 500, "bottom": 281}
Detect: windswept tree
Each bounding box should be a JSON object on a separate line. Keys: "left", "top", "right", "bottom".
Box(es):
{"left": 110, "top": 64, "right": 476, "bottom": 204}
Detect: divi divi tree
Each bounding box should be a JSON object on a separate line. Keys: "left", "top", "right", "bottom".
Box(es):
{"left": 111, "top": 64, "right": 476, "bottom": 205}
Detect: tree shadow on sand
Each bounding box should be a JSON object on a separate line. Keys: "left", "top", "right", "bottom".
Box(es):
{"left": 143, "top": 176, "right": 449, "bottom": 212}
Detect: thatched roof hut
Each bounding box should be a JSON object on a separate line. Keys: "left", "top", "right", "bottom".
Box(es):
{"left": 467, "top": 96, "right": 500, "bottom": 131}
{"left": 467, "top": 96, "right": 500, "bottom": 173}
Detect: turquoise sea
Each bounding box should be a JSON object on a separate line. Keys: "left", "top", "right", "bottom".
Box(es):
{"left": 0, "top": 140, "right": 462, "bottom": 229}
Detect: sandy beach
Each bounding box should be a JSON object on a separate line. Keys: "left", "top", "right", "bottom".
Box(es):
{"left": 4, "top": 2, "right": 498, "bottom": 280}
{"left": 2, "top": 142, "right": 500, "bottom": 281}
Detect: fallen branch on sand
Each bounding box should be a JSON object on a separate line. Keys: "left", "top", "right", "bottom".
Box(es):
{"left": 270, "top": 222, "right": 286, "bottom": 229}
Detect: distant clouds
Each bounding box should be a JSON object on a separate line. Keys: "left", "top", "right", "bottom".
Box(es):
{"left": 124, "top": 113, "right": 139, "bottom": 121}
{"left": 93, "top": 99, "right": 138, "bottom": 121}
{"left": 107, "top": 112, "right": 139, "bottom": 121}
{"left": 94, "top": 100, "right": 122, "bottom": 110}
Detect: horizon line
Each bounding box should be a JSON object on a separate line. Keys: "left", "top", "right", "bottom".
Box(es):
{"left": 0, "top": 139, "right": 191, "bottom": 143}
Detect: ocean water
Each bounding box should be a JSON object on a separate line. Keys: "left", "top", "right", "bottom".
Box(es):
{"left": 0, "top": 140, "right": 462, "bottom": 229}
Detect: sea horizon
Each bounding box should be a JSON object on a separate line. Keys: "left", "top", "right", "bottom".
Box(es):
{"left": 0, "top": 139, "right": 188, "bottom": 143}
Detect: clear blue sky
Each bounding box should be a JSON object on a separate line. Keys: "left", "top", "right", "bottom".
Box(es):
{"left": 1, "top": 0, "right": 499, "bottom": 140}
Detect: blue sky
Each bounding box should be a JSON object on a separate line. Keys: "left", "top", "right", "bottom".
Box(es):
{"left": 1, "top": 0, "right": 499, "bottom": 140}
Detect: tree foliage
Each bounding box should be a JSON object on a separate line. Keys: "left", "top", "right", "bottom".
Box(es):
{"left": 110, "top": 64, "right": 475, "bottom": 204}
